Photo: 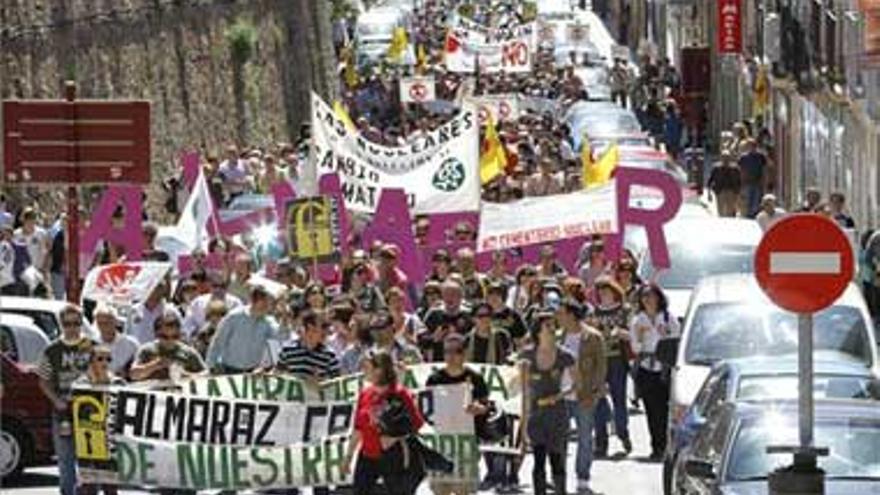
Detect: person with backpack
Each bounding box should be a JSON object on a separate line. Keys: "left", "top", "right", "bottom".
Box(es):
{"left": 630, "top": 283, "right": 680, "bottom": 460}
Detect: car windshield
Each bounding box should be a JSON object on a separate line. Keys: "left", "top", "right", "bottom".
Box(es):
{"left": 357, "top": 21, "right": 396, "bottom": 38}
{"left": 685, "top": 303, "right": 872, "bottom": 366}
{"left": 727, "top": 417, "right": 880, "bottom": 481}
{"left": 737, "top": 374, "right": 878, "bottom": 401}
{"left": 641, "top": 243, "right": 754, "bottom": 289}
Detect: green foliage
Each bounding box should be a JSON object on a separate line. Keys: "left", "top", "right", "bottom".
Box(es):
{"left": 226, "top": 18, "right": 258, "bottom": 65}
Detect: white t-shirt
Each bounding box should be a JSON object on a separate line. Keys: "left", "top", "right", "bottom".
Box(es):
{"left": 99, "top": 332, "right": 140, "bottom": 374}
{"left": 561, "top": 329, "right": 583, "bottom": 400}
{"left": 125, "top": 301, "right": 181, "bottom": 345}
{"left": 630, "top": 311, "right": 681, "bottom": 372}
{"left": 14, "top": 226, "right": 49, "bottom": 270}
{"left": 183, "top": 292, "right": 243, "bottom": 339}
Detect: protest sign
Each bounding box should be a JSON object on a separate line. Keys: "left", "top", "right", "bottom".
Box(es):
{"left": 400, "top": 76, "right": 436, "bottom": 103}
{"left": 444, "top": 24, "right": 536, "bottom": 74}
{"left": 81, "top": 262, "right": 172, "bottom": 306}
{"left": 285, "top": 196, "right": 342, "bottom": 265}
{"left": 73, "top": 383, "right": 479, "bottom": 489}
{"left": 79, "top": 185, "right": 146, "bottom": 277}
{"left": 477, "top": 182, "right": 619, "bottom": 252}
{"left": 467, "top": 95, "right": 520, "bottom": 124}
{"left": 311, "top": 93, "right": 480, "bottom": 214}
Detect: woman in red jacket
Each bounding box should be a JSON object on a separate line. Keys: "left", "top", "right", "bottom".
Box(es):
{"left": 343, "top": 350, "right": 425, "bottom": 495}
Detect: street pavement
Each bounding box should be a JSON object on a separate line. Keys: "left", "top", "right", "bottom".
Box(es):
{"left": 2, "top": 409, "right": 660, "bottom": 495}
{"left": 2, "top": 411, "right": 661, "bottom": 495}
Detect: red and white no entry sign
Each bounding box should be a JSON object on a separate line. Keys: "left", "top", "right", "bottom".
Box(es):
{"left": 409, "top": 82, "right": 427, "bottom": 102}
{"left": 755, "top": 214, "right": 854, "bottom": 313}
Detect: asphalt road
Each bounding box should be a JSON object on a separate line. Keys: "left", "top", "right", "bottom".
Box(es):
{"left": 2, "top": 409, "right": 660, "bottom": 495}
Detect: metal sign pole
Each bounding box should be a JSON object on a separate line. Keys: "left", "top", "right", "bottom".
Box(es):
{"left": 797, "top": 312, "right": 814, "bottom": 450}
{"left": 65, "top": 81, "right": 81, "bottom": 303}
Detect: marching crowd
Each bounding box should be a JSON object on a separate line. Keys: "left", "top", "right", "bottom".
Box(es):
{"left": 4, "top": 2, "right": 880, "bottom": 495}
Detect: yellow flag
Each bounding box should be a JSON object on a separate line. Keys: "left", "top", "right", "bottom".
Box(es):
{"left": 333, "top": 101, "right": 356, "bottom": 131}
{"left": 752, "top": 65, "right": 769, "bottom": 118}
{"left": 416, "top": 44, "right": 428, "bottom": 74}
{"left": 583, "top": 143, "right": 619, "bottom": 188}
{"left": 580, "top": 139, "right": 593, "bottom": 188}
{"left": 387, "top": 27, "right": 409, "bottom": 63}
{"left": 480, "top": 116, "right": 506, "bottom": 184}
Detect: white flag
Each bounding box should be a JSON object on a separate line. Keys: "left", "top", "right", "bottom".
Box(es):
{"left": 175, "top": 169, "right": 213, "bottom": 252}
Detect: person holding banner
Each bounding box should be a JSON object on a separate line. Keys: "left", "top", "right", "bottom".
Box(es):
{"left": 205, "top": 284, "right": 278, "bottom": 373}
{"left": 520, "top": 310, "right": 575, "bottom": 495}
{"left": 129, "top": 310, "right": 206, "bottom": 383}
{"left": 74, "top": 345, "right": 125, "bottom": 495}
{"left": 345, "top": 350, "right": 426, "bottom": 495}
{"left": 36, "top": 304, "right": 95, "bottom": 495}
{"left": 426, "top": 334, "right": 490, "bottom": 495}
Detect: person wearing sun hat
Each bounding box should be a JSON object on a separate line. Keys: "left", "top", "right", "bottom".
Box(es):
{"left": 589, "top": 275, "right": 633, "bottom": 458}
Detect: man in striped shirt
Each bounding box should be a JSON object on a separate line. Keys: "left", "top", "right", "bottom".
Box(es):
{"left": 276, "top": 309, "right": 340, "bottom": 380}
{"left": 275, "top": 309, "right": 338, "bottom": 495}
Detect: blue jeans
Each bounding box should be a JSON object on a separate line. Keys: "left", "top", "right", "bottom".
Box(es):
{"left": 566, "top": 400, "right": 595, "bottom": 481}
{"left": 594, "top": 358, "right": 630, "bottom": 449}
{"left": 743, "top": 183, "right": 762, "bottom": 218}
{"left": 52, "top": 415, "right": 77, "bottom": 495}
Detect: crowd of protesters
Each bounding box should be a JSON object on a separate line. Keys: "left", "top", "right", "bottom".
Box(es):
{"left": 5, "top": 2, "right": 880, "bottom": 495}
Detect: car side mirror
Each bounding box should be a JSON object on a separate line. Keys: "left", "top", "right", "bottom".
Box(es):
{"left": 656, "top": 336, "right": 680, "bottom": 368}
{"left": 684, "top": 459, "right": 716, "bottom": 480}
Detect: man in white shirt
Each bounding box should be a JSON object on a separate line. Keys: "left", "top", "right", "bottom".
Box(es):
{"left": 14, "top": 207, "right": 50, "bottom": 275}
{"left": 182, "top": 273, "right": 242, "bottom": 339}
{"left": 217, "top": 144, "right": 251, "bottom": 201}
{"left": 125, "top": 282, "right": 181, "bottom": 345}
{"left": 93, "top": 304, "right": 139, "bottom": 377}
{"left": 756, "top": 194, "right": 786, "bottom": 232}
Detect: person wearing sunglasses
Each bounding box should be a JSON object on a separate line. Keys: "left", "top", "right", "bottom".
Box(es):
{"left": 35, "top": 304, "right": 95, "bottom": 495}
{"left": 129, "top": 309, "right": 206, "bottom": 384}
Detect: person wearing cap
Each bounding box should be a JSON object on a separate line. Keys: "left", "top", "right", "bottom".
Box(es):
{"left": 589, "top": 276, "right": 633, "bottom": 458}
{"left": 369, "top": 311, "right": 423, "bottom": 365}
{"left": 426, "top": 334, "right": 490, "bottom": 495}
{"left": 519, "top": 309, "right": 575, "bottom": 495}
{"left": 755, "top": 193, "right": 786, "bottom": 232}
{"left": 455, "top": 247, "right": 486, "bottom": 306}
{"left": 92, "top": 304, "right": 138, "bottom": 378}
{"left": 182, "top": 272, "right": 242, "bottom": 339}
{"left": 206, "top": 284, "right": 279, "bottom": 374}
{"left": 420, "top": 280, "right": 472, "bottom": 361}
{"left": 129, "top": 308, "right": 205, "bottom": 384}
{"left": 125, "top": 280, "right": 182, "bottom": 345}
{"left": 557, "top": 299, "right": 606, "bottom": 491}
{"left": 377, "top": 243, "right": 416, "bottom": 303}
